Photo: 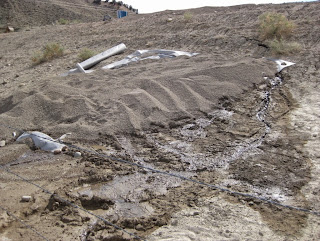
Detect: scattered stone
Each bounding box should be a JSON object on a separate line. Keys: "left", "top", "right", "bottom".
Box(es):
{"left": 61, "top": 214, "right": 81, "bottom": 224}
{"left": 146, "top": 42, "right": 152, "bottom": 47}
{"left": 136, "top": 224, "right": 144, "bottom": 231}
{"left": 0, "top": 140, "right": 5, "bottom": 147}
{"left": 74, "top": 152, "right": 82, "bottom": 158}
{"left": 167, "top": 18, "right": 173, "bottom": 22}
{"left": 6, "top": 26, "right": 14, "bottom": 32}
{"left": 171, "top": 219, "right": 178, "bottom": 226}
{"left": 259, "top": 84, "right": 267, "bottom": 90}
{"left": 21, "top": 196, "right": 32, "bottom": 202}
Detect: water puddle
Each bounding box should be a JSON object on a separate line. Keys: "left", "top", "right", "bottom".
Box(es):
{"left": 72, "top": 171, "right": 194, "bottom": 218}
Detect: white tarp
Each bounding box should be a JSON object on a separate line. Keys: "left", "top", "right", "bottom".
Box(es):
{"left": 102, "top": 49, "right": 199, "bottom": 69}
{"left": 16, "top": 131, "right": 70, "bottom": 153}
{"left": 267, "top": 58, "right": 296, "bottom": 72}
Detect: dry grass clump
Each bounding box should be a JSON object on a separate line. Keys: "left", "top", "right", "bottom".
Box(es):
{"left": 259, "top": 12, "right": 300, "bottom": 55}
{"left": 78, "top": 48, "right": 96, "bottom": 62}
{"left": 31, "top": 43, "right": 64, "bottom": 65}
{"left": 58, "top": 18, "right": 69, "bottom": 25}
{"left": 57, "top": 18, "right": 80, "bottom": 25}
{"left": 184, "top": 11, "right": 193, "bottom": 22}
{"left": 267, "top": 39, "right": 302, "bottom": 55}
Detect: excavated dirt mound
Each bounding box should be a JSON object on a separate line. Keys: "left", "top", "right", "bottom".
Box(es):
{"left": 0, "top": 1, "right": 320, "bottom": 241}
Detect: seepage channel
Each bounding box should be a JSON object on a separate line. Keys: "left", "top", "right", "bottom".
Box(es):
{"left": 73, "top": 66, "right": 288, "bottom": 231}
{"left": 146, "top": 75, "right": 284, "bottom": 172}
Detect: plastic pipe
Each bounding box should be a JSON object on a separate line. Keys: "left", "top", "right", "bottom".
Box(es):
{"left": 79, "top": 43, "right": 127, "bottom": 70}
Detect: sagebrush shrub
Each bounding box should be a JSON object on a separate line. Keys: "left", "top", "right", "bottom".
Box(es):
{"left": 31, "top": 43, "right": 64, "bottom": 65}
{"left": 184, "top": 12, "right": 193, "bottom": 22}
{"left": 259, "top": 12, "right": 295, "bottom": 40}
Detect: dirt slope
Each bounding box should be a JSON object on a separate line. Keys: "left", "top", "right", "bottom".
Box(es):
{"left": 0, "top": 1, "right": 320, "bottom": 241}
{"left": 0, "top": 0, "right": 118, "bottom": 29}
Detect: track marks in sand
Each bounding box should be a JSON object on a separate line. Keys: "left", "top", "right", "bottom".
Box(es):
{"left": 122, "top": 88, "right": 170, "bottom": 113}
{"left": 177, "top": 80, "right": 213, "bottom": 112}
{"left": 143, "top": 79, "right": 188, "bottom": 113}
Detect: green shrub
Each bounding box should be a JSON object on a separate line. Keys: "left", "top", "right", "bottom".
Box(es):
{"left": 259, "top": 12, "right": 295, "bottom": 41}
{"left": 184, "top": 11, "right": 193, "bottom": 22}
{"left": 58, "top": 18, "right": 69, "bottom": 25}
{"left": 267, "top": 39, "right": 302, "bottom": 55}
{"left": 31, "top": 43, "right": 64, "bottom": 65}
{"left": 78, "top": 48, "right": 95, "bottom": 62}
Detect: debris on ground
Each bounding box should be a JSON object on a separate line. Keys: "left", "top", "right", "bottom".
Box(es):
{"left": 62, "top": 43, "right": 127, "bottom": 76}
{"left": 102, "top": 49, "right": 199, "bottom": 69}
{"left": 0, "top": 140, "right": 5, "bottom": 147}
{"left": 16, "top": 131, "right": 70, "bottom": 154}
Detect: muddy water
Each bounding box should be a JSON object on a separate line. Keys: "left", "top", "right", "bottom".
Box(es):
{"left": 146, "top": 75, "right": 283, "bottom": 172}
{"left": 76, "top": 73, "right": 287, "bottom": 207}
{"left": 67, "top": 66, "right": 315, "bottom": 240}
{"left": 72, "top": 171, "right": 195, "bottom": 217}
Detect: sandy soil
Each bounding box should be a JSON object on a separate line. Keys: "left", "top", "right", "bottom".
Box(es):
{"left": 0, "top": 1, "right": 320, "bottom": 240}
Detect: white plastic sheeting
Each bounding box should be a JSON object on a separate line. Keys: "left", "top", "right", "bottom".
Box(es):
{"left": 102, "top": 49, "right": 199, "bottom": 69}
{"left": 267, "top": 58, "right": 296, "bottom": 72}
{"left": 16, "top": 131, "right": 70, "bottom": 153}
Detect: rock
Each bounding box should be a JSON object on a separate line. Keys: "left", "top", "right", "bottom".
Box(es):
{"left": 74, "top": 152, "right": 82, "bottom": 158}
{"left": 21, "top": 196, "right": 32, "bottom": 202}
{"left": 167, "top": 18, "right": 173, "bottom": 22}
{"left": 0, "top": 140, "right": 5, "bottom": 147}
{"left": 61, "top": 214, "right": 81, "bottom": 224}
{"left": 136, "top": 224, "right": 144, "bottom": 231}
{"left": 171, "top": 219, "right": 178, "bottom": 226}
{"left": 193, "top": 211, "right": 200, "bottom": 216}
{"left": 6, "top": 26, "right": 14, "bottom": 32}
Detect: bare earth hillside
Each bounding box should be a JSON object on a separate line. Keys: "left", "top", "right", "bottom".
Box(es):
{"left": 0, "top": 0, "right": 127, "bottom": 29}
{"left": 0, "top": 1, "right": 320, "bottom": 240}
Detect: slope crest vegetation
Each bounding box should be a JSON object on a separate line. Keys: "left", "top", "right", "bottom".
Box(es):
{"left": 259, "top": 12, "right": 301, "bottom": 55}
{"left": 259, "top": 12, "right": 296, "bottom": 40}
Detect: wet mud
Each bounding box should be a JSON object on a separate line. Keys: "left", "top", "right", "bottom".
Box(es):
{"left": 37, "top": 71, "right": 311, "bottom": 240}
